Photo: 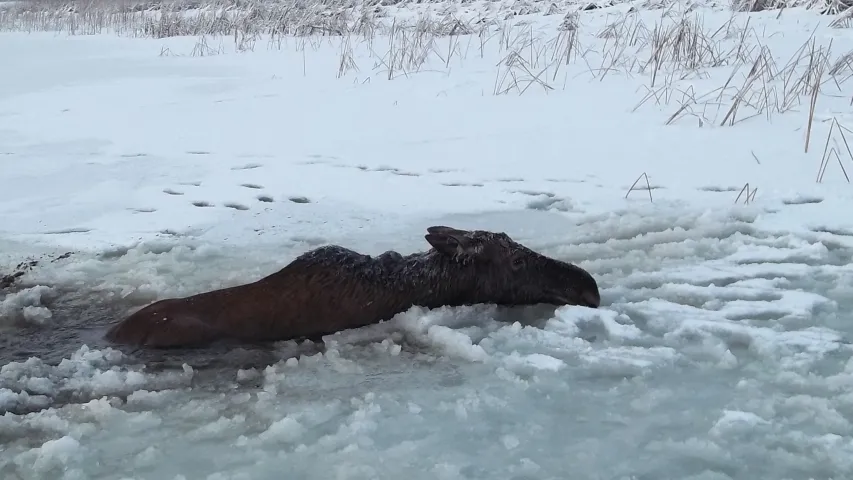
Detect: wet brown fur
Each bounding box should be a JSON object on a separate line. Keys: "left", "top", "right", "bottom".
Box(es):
{"left": 104, "top": 226, "right": 601, "bottom": 349}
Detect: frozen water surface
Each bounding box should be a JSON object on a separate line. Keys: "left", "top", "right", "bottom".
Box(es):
{"left": 2, "top": 0, "right": 853, "bottom": 478}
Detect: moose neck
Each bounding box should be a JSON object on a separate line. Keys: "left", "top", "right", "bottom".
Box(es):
{"left": 260, "top": 245, "right": 479, "bottom": 318}
{"left": 383, "top": 250, "right": 476, "bottom": 310}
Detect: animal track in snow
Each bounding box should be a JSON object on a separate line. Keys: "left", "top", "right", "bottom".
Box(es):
{"left": 224, "top": 203, "right": 249, "bottom": 211}
{"left": 322, "top": 163, "right": 421, "bottom": 177}
{"left": 496, "top": 177, "right": 524, "bottom": 183}
{"left": 510, "top": 190, "right": 574, "bottom": 212}
{"left": 545, "top": 177, "right": 585, "bottom": 183}
{"left": 186, "top": 151, "right": 210, "bottom": 155}
{"left": 257, "top": 195, "right": 274, "bottom": 203}
{"left": 129, "top": 208, "right": 156, "bottom": 213}
{"left": 192, "top": 201, "right": 213, "bottom": 208}
{"left": 43, "top": 228, "right": 91, "bottom": 234}
{"left": 288, "top": 196, "right": 311, "bottom": 204}
{"left": 299, "top": 154, "right": 338, "bottom": 165}
{"left": 163, "top": 189, "right": 183, "bottom": 196}
{"left": 179, "top": 181, "right": 202, "bottom": 187}
{"left": 231, "top": 163, "right": 263, "bottom": 171}
{"left": 782, "top": 195, "right": 823, "bottom": 205}
{"left": 336, "top": 164, "right": 420, "bottom": 176}
{"left": 699, "top": 186, "right": 740, "bottom": 192}
{"left": 373, "top": 166, "right": 420, "bottom": 177}
{"left": 119, "top": 153, "right": 147, "bottom": 158}
{"left": 241, "top": 183, "right": 263, "bottom": 189}
{"left": 526, "top": 197, "right": 574, "bottom": 212}
{"left": 511, "top": 190, "right": 555, "bottom": 197}
{"left": 442, "top": 182, "right": 483, "bottom": 187}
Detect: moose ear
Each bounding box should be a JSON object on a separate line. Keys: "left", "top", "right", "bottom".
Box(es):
{"left": 424, "top": 226, "right": 481, "bottom": 257}
{"left": 426, "top": 226, "right": 468, "bottom": 236}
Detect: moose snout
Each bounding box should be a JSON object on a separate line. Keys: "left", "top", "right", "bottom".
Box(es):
{"left": 582, "top": 289, "right": 601, "bottom": 308}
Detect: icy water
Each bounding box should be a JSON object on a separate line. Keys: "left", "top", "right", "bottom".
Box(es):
{"left": 2, "top": 210, "right": 853, "bottom": 480}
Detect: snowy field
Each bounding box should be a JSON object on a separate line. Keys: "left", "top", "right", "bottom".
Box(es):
{"left": 3, "top": 0, "right": 853, "bottom": 478}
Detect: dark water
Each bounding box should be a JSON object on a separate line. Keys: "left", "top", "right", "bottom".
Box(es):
{"left": 0, "top": 277, "right": 327, "bottom": 366}
{"left": 0, "top": 280, "right": 334, "bottom": 415}
{"left": 1, "top": 286, "right": 121, "bottom": 362}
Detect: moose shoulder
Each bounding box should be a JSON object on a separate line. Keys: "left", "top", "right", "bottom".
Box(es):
{"left": 104, "top": 226, "right": 601, "bottom": 349}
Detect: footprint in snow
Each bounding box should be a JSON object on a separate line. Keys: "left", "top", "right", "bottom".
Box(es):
{"left": 442, "top": 182, "right": 484, "bottom": 187}
{"left": 511, "top": 190, "right": 555, "bottom": 197}
{"left": 782, "top": 196, "right": 823, "bottom": 205}
{"left": 698, "top": 186, "right": 740, "bottom": 192}
{"left": 43, "top": 228, "right": 91, "bottom": 235}
{"left": 526, "top": 197, "right": 574, "bottom": 212}
{"left": 224, "top": 203, "right": 249, "bottom": 211}
{"left": 231, "top": 163, "right": 263, "bottom": 171}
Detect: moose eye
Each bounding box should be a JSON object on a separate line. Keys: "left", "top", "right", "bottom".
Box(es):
{"left": 511, "top": 256, "right": 525, "bottom": 269}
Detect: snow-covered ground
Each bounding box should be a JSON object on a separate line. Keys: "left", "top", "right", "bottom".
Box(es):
{"left": 2, "top": 0, "right": 853, "bottom": 478}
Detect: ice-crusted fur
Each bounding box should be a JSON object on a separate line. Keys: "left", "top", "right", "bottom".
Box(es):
{"left": 104, "top": 226, "right": 601, "bottom": 348}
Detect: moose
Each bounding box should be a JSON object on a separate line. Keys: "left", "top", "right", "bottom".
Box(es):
{"left": 104, "top": 226, "right": 601, "bottom": 348}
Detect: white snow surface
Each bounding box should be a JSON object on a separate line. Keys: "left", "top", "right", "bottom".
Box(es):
{"left": 2, "top": 2, "right": 853, "bottom": 479}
